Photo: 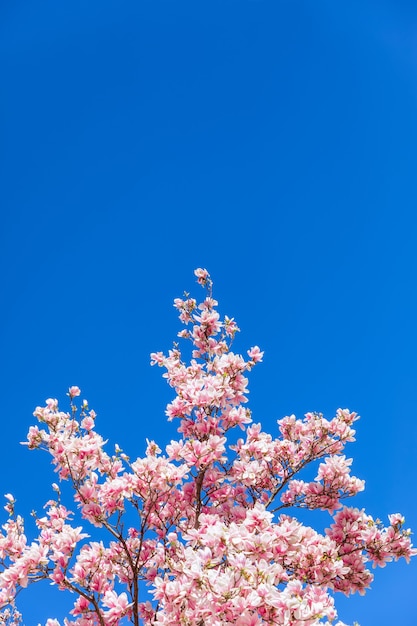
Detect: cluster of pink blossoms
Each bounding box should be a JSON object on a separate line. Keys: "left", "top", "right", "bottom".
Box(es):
{"left": 0, "top": 269, "right": 414, "bottom": 625}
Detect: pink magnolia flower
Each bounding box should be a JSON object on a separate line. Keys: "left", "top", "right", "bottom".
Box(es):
{"left": 68, "top": 386, "right": 81, "bottom": 399}
{"left": 194, "top": 267, "right": 210, "bottom": 285}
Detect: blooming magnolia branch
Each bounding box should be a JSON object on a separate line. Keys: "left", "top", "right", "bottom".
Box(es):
{"left": 0, "top": 268, "right": 414, "bottom": 625}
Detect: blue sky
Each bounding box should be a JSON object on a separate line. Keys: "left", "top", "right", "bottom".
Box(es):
{"left": 1, "top": 0, "right": 417, "bottom": 623}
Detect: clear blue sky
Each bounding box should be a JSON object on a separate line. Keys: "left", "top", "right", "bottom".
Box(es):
{"left": 1, "top": 1, "right": 417, "bottom": 624}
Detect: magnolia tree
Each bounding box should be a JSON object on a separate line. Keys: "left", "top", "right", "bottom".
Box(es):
{"left": 0, "top": 269, "right": 414, "bottom": 626}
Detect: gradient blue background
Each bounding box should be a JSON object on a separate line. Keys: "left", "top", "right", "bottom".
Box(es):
{"left": 1, "top": 1, "right": 417, "bottom": 624}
